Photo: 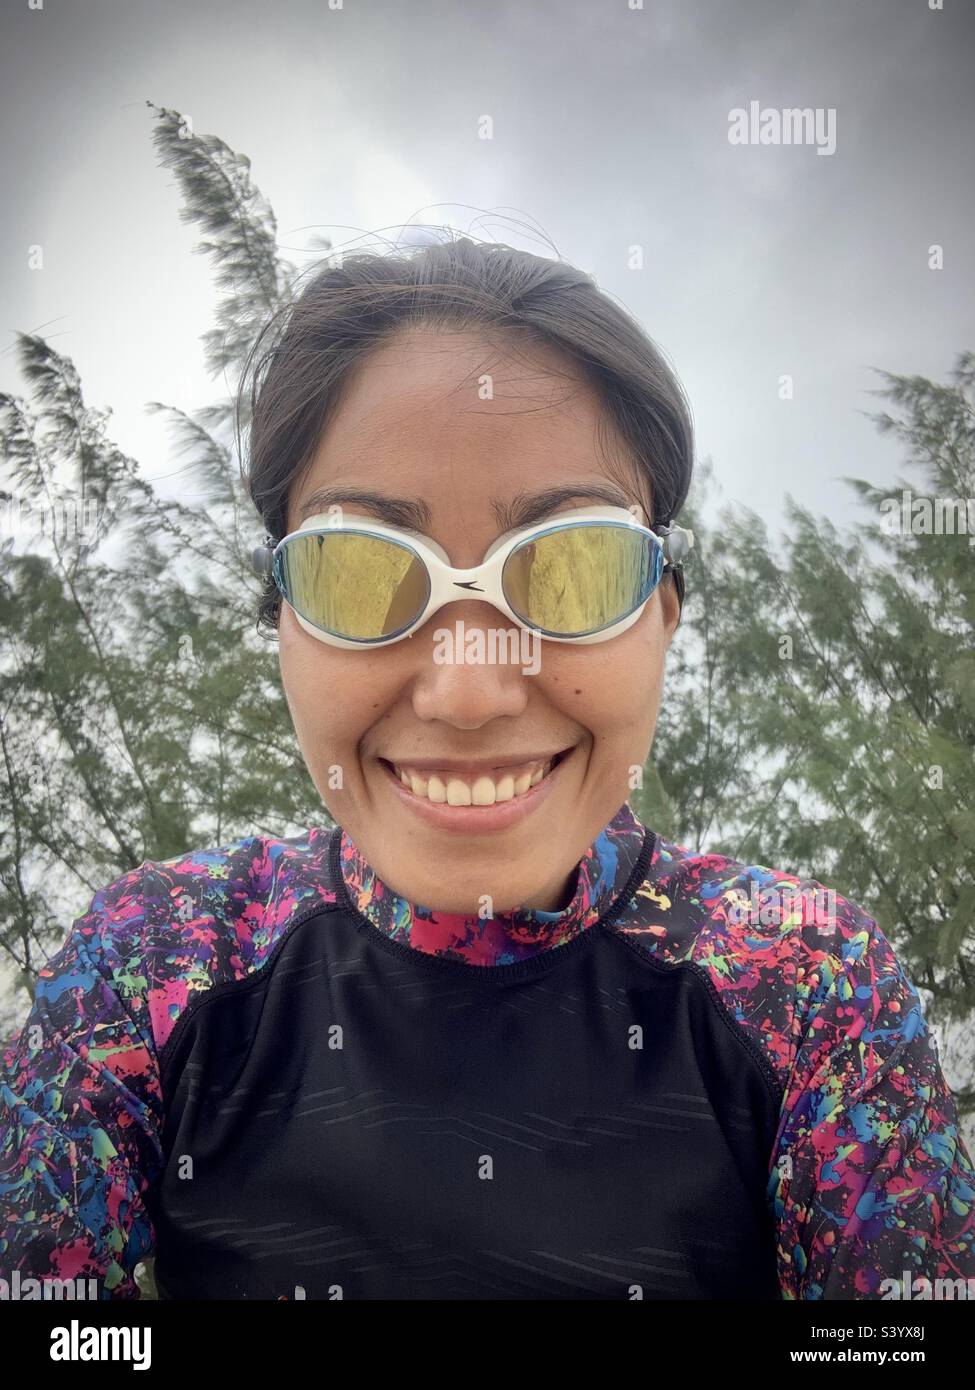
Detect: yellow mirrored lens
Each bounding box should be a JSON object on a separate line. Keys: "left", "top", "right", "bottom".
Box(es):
{"left": 278, "top": 532, "right": 429, "bottom": 640}
{"left": 502, "top": 524, "right": 655, "bottom": 634}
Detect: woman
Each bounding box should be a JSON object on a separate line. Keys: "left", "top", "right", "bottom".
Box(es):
{"left": 2, "top": 239, "right": 973, "bottom": 1302}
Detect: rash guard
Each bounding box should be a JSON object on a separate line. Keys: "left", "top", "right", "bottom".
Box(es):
{"left": 1, "top": 800, "right": 973, "bottom": 1300}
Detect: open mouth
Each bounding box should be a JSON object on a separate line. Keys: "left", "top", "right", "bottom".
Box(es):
{"left": 378, "top": 747, "right": 573, "bottom": 806}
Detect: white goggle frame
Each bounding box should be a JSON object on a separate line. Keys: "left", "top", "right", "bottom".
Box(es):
{"left": 265, "top": 504, "right": 694, "bottom": 649}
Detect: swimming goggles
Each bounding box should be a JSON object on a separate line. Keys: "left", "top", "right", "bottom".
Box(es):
{"left": 252, "top": 504, "right": 694, "bottom": 649}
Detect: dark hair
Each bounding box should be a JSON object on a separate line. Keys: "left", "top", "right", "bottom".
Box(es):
{"left": 238, "top": 236, "right": 694, "bottom": 633}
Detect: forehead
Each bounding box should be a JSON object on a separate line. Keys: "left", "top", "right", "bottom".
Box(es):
{"left": 290, "top": 328, "right": 645, "bottom": 531}
{"left": 329, "top": 324, "right": 597, "bottom": 424}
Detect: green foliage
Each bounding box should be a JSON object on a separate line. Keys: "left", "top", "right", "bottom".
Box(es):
{"left": 652, "top": 355, "right": 975, "bottom": 1081}
{"left": 0, "top": 105, "right": 322, "bottom": 996}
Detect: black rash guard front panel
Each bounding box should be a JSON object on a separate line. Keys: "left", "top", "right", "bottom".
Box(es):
{"left": 153, "top": 894, "right": 782, "bottom": 1300}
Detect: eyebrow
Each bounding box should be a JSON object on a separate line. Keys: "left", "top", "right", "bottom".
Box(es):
{"left": 293, "top": 481, "right": 637, "bottom": 533}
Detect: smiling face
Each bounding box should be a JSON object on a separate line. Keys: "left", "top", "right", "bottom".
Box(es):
{"left": 277, "top": 326, "right": 680, "bottom": 914}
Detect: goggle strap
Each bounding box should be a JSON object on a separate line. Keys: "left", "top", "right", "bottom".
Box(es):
{"left": 251, "top": 538, "right": 275, "bottom": 577}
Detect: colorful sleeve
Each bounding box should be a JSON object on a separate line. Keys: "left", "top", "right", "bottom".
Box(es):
{"left": 0, "top": 875, "right": 163, "bottom": 1299}
{"left": 769, "top": 904, "right": 975, "bottom": 1298}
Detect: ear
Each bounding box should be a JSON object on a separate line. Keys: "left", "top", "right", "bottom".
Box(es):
{"left": 659, "top": 572, "right": 682, "bottom": 639}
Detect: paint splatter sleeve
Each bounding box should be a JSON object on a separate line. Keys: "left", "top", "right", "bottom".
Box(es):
{"left": 0, "top": 878, "right": 162, "bottom": 1298}
{"left": 770, "top": 908, "right": 975, "bottom": 1298}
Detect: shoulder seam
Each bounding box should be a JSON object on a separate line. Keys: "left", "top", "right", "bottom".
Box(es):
{"left": 609, "top": 930, "right": 786, "bottom": 1109}
{"left": 157, "top": 898, "right": 340, "bottom": 1098}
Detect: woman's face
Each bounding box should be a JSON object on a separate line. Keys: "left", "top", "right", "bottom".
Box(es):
{"left": 278, "top": 327, "right": 681, "bottom": 913}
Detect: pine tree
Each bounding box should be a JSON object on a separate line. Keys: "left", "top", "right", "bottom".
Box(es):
{"left": 0, "top": 105, "right": 322, "bottom": 1006}
{"left": 651, "top": 354, "right": 975, "bottom": 1108}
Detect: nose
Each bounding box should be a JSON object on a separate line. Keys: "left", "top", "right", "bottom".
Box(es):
{"left": 408, "top": 600, "right": 533, "bottom": 728}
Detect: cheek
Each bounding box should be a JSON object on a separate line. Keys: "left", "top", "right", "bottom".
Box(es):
{"left": 277, "top": 612, "right": 379, "bottom": 762}
{"left": 278, "top": 612, "right": 315, "bottom": 722}
{"left": 554, "top": 620, "right": 664, "bottom": 733}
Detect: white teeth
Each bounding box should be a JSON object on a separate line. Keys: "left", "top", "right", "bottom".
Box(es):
{"left": 495, "top": 775, "right": 515, "bottom": 802}
{"left": 391, "top": 756, "right": 559, "bottom": 804}
{"left": 471, "top": 776, "right": 496, "bottom": 806}
{"left": 446, "top": 778, "right": 472, "bottom": 806}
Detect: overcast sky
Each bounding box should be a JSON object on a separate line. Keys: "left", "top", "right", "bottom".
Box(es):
{"left": 2, "top": 0, "right": 973, "bottom": 540}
